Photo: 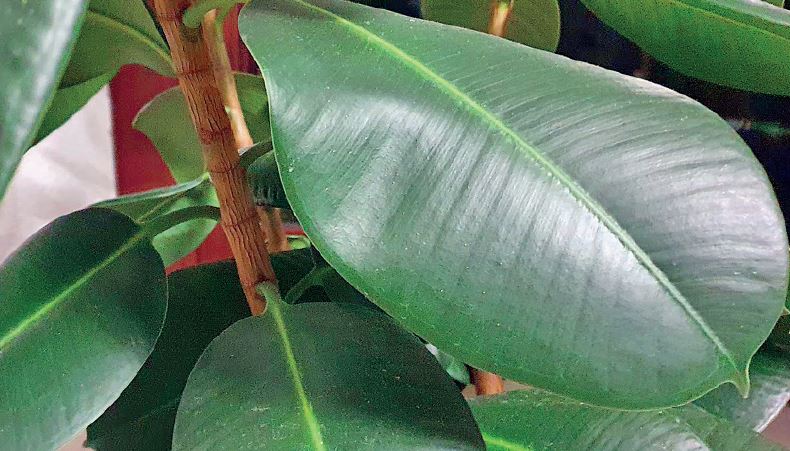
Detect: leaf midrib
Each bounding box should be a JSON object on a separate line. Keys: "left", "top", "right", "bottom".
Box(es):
{"left": 268, "top": 300, "right": 326, "bottom": 451}
{"left": 482, "top": 432, "right": 533, "bottom": 451}
{"left": 284, "top": 0, "right": 741, "bottom": 373}
{"left": 0, "top": 231, "right": 146, "bottom": 349}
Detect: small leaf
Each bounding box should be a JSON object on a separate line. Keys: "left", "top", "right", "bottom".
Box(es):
{"left": 695, "top": 350, "right": 790, "bottom": 432}
{"left": 241, "top": 0, "right": 788, "bottom": 408}
{"left": 421, "top": 0, "right": 561, "bottom": 51}
{"left": 87, "top": 251, "right": 315, "bottom": 450}
{"left": 62, "top": 0, "right": 173, "bottom": 87}
{"left": 767, "top": 314, "right": 790, "bottom": 352}
{"left": 135, "top": 73, "right": 269, "bottom": 183}
{"left": 95, "top": 175, "right": 219, "bottom": 266}
{"left": 172, "top": 299, "right": 484, "bottom": 449}
{"left": 469, "top": 390, "right": 783, "bottom": 451}
{"left": 764, "top": 0, "right": 785, "bottom": 7}
{"left": 427, "top": 344, "right": 471, "bottom": 386}
{"left": 580, "top": 0, "right": 790, "bottom": 95}
{"left": 0, "top": 0, "right": 88, "bottom": 198}
{"left": 249, "top": 147, "right": 290, "bottom": 209}
{"left": 0, "top": 208, "right": 167, "bottom": 450}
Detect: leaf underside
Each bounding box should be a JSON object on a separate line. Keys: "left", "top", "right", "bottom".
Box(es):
{"left": 580, "top": 0, "right": 790, "bottom": 95}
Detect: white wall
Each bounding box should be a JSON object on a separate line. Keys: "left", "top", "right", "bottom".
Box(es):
{"left": 0, "top": 89, "right": 115, "bottom": 262}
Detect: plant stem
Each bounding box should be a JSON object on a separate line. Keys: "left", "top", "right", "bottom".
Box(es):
{"left": 152, "top": 0, "right": 277, "bottom": 315}
{"left": 487, "top": 0, "right": 514, "bottom": 38}
{"left": 470, "top": 368, "right": 506, "bottom": 395}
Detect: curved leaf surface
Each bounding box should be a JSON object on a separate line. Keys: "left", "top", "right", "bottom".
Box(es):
{"left": 62, "top": 0, "right": 172, "bottom": 87}
{"left": 421, "top": 0, "right": 561, "bottom": 51}
{"left": 469, "top": 390, "right": 782, "bottom": 451}
{"left": 95, "top": 175, "right": 219, "bottom": 266}
{"left": 696, "top": 350, "right": 790, "bottom": 432}
{"left": 240, "top": 0, "right": 789, "bottom": 408}
{"left": 135, "top": 73, "right": 269, "bottom": 183}
{"left": 580, "top": 0, "right": 790, "bottom": 96}
{"left": 0, "top": 0, "right": 87, "bottom": 198}
{"left": 87, "top": 251, "right": 315, "bottom": 450}
{"left": 172, "top": 300, "right": 484, "bottom": 450}
{"left": 0, "top": 208, "right": 167, "bottom": 450}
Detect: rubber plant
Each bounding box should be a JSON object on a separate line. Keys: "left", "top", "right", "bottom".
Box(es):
{"left": 1, "top": 0, "right": 789, "bottom": 449}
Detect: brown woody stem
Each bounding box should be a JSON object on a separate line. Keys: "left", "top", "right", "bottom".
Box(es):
{"left": 153, "top": 0, "right": 277, "bottom": 315}
{"left": 487, "top": 0, "right": 514, "bottom": 38}
{"left": 470, "top": 368, "right": 506, "bottom": 396}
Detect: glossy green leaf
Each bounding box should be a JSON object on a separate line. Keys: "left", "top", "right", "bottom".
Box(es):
{"left": 95, "top": 175, "right": 219, "bottom": 266}
{"left": 695, "top": 350, "right": 790, "bottom": 432}
{"left": 421, "top": 0, "right": 560, "bottom": 51}
{"left": 240, "top": 0, "right": 788, "bottom": 408}
{"left": 62, "top": 0, "right": 172, "bottom": 87}
{"left": 765, "top": 0, "right": 785, "bottom": 7}
{"left": 135, "top": 73, "right": 269, "bottom": 183}
{"left": 469, "top": 390, "right": 782, "bottom": 451}
{"left": 87, "top": 251, "right": 315, "bottom": 450}
{"left": 0, "top": 0, "right": 88, "bottom": 199}
{"left": 173, "top": 298, "right": 484, "bottom": 450}
{"left": 580, "top": 0, "right": 790, "bottom": 95}
{"left": 249, "top": 147, "right": 291, "bottom": 209}
{"left": 0, "top": 208, "right": 167, "bottom": 450}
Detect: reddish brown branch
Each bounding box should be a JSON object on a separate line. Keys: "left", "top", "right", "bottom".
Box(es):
{"left": 153, "top": 0, "right": 276, "bottom": 315}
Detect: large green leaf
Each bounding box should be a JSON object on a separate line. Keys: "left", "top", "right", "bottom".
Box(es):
{"left": 62, "top": 0, "right": 172, "bottom": 87}
{"left": 695, "top": 350, "right": 790, "bottom": 432}
{"left": 87, "top": 251, "right": 316, "bottom": 450}
{"left": 95, "top": 175, "right": 219, "bottom": 266}
{"left": 580, "top": 0, "right": 790, "bottom": 96}
{"left": 135, "top": 73, "right": 269, "bottom": 183}
{"left": 34, "top": 0, "right": 172, "bottom": 143}
{"left": 172, "top": 298, "right": 484, "bottom": 449}
{"left": 0, "top": 0, "right": 88, "bottom": 198}
{"left": 240, "top": 0, "right": 789, "bottom": 408}
{"left": 0, "top": 208, "right": 167, "bottom": 450}
{"left": 421, "top": 0, "right": 561, "bottom": 51}
{"left": 469, "top": 390, "right": 783, "bottom": 451}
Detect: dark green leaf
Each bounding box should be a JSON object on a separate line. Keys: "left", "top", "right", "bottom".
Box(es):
{"left": 135, "top": 73, "right": 269, "bottom": 183}
{"left": 767, "top": 315, "right": 790, "bottom": 352}
{"left": 249, "top": 149, "right": 291, "bottom": 209}
{"left": 35, "top": 72, "right": 114, "bottom": 144}
{"left": 172, "top": 299, "right": 484, "bottom": 449}
{"left": 0, "top": 0, "right": 88, "bottom": 198}
{"left": 695, "top": 350, "right": 790, "bottom": 432}
{"left": 421, "top": 0, "right": 561, "bottom": 51}
{"left": 0, "top": 208, "right": 167, "bottom": 450}
{"left": 86, "top": 249, "right": 317, "bottom": 450}
{"left": 580, "top": 0, "right": 790, "bottom": 95}
{"left": 240, "top": 0, "right": 788, "bottom": 408}
{"left": 469, "top": 390, "right": 782, "bottom": 451}
{"left": 62, "top": 0, "right": 172, "bottom": 87}
{"left": 95, "top": 175, "right": 219, "bottom": 266}
{"left": 765, "top": 0, "right": 785, "bottom": 7}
